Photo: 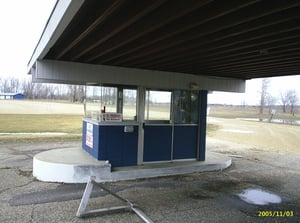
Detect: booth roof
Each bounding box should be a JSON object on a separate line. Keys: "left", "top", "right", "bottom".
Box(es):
{"left": 29, "top": 0, "right": 300, "bottom": 80}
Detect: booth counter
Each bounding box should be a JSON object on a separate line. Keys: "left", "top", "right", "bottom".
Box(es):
{"left": 82, "top": 118, "right": 199, "bottom": 167}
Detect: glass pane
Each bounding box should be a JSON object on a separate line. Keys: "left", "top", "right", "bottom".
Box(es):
{"left": 173, "top": 90, "right": 199, "bottom": 124}
{"left": 123, "top": 89, "right": 137, "bottom": 121}
{"left": 145, "top": 90, "right": 171, "bottom": 122}
{"left": 85, "top": 86, "right": 117, "bottom": 120}
{"left": 99, "top": 87, "right": 117, "bottom": 113}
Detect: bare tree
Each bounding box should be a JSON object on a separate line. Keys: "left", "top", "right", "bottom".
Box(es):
{"left": 1, "top": 76, "right": 87, "bottom": 102}
{"left": 10, "top": 78, "right": 20, "bottom": 93}
{"left": 0, "top": 77, "right": 22, "bottom": 93}
{"left": 54, "top": 84, "right": 69, "bottom": 100}
{"left": 0, "top": 77, "right": 3, "bottom": 92}
{"left": 1, "top": 78, "right": 11, "bottom": 92}
{"left": 265, "top": 94, "right": 277, "bottom": 114}
{"left": 22, "top": 78, "right": 35, "bottom": 99}
{"left": 77, "top": 85, "right": 86, "bottom": 103}
{"left": 68, "top": 85, "right": 86, "bottom": 102}
{"left": 286, "top": 90, "right": 298, "bottom": 115}
{"left": 280, "top": 91, "right": 289, "bottom": 113}
{"left": 68, "top": 85, "right": 77, "bottom": 102}
{"left": 258, "top": 78, "right": 270, "bottom": 114}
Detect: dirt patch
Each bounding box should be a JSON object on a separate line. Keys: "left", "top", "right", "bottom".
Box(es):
{"left": 207, "top": 117, "right": 300, "bottom": 153}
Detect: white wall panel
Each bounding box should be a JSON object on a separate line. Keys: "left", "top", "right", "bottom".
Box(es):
{"left": 34, "top": 59, "right": 245, "bottom": 92}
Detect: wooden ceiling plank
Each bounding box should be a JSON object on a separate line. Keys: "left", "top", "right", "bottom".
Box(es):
{"left": 82, "top": 0, "right": 216, "bottom": 63}
{"left": 124, "top": 18, "right": 300, "bottom": 69}
{"left": 149, "top": 43, "right": 300, "bottom": 73}
{"left": 209, "top": 61, "right": 300, "bottom": 73}
{"left": 101, "top": 2, "right": 300, "bottom": 66}
{"left": 70, "top": 0, "right": 211, "bottom": 61}
{"left": 186, "top": 46, "right": 300, "bottom": 68}
{"left": 206, "top": 52, "right": 300, "bottom": 70}
{"left": 64, "top": 0, "right": 168, "bottom": 61}
{"left": 84, "top": 0, "right": 257, "bottom": 63}
{"left": 54, "top": 0, "right": 127, "bottom": 60}
{"left": 130, "top": 32, "right": 300, "bottom": 72}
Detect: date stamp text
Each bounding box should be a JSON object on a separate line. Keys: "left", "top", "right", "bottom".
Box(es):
{"left": 258, "top": 210, "right": 294, "bottom": 217}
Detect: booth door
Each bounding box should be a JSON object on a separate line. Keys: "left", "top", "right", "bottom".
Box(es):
{"left": 142, "top": 90, "right": 200, "bottom": 163}
{"left": 172, "top": 90, "right": 199, "bottom": 160}
{"left": 143, "top": 90, "right": 173, "bottom": 162}
{"left": 143, "top": 124, "right": 172, "bottom": 162}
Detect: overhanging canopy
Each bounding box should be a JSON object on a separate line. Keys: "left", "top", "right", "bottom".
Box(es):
{"left": 28, "top": 0, "right": 300, "bottom": 91}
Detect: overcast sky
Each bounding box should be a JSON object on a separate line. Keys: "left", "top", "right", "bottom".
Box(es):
{"left": 0, "top": 0, "right": 56, "bottom": 76}
{"left": 209, "top": 76, "right": 300, "bottom": 105}
{"left": 0, "top": 0, "right": 299, "bottom": 105}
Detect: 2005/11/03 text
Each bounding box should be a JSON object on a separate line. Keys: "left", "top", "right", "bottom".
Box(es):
{"left": 258, "top": 211, "right": 294, "bottom": 217}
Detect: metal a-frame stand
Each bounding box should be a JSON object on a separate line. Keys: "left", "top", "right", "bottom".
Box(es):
{"left": 76, "top": 176, "right": 154, "bottom": 223}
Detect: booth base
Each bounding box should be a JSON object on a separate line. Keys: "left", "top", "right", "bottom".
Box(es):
{"left": 33, "top": 148, "right": 231, "bottom": 183}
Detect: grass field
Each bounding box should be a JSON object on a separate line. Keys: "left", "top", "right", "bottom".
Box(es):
{"left": 0, "top": 100, "right": 84, "bottom": 141}
{"left": 0, "top": 114, "right": 83, "bottom": 141}
{"left": 0, "top": 114, "right": 82, "bottom": 133}
{"left": 209, "top": 105, "right": 300, "bottom": 120}
{"left": 0, "top": 100, "right": 299, "bottom": 145}
{"left": 0, "top": 100, "right": 84, "bottom": 114}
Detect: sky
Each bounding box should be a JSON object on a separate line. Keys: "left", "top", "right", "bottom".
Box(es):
{"left": 209, "top": 75, "right": 300, "bottom": 105}
{"left": 0, "top": 0, "right": 299, "bottom": 105}
{"left": 0, "top": 0, "right": 56, "bottom": 77}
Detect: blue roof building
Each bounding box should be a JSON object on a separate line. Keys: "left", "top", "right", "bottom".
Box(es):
{"left": 0, "top": 93, "right": 25, "bottom": 100}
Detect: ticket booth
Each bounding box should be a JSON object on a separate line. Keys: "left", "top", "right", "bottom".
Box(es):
{"left": 82, "top": 85, "right": 207, "bottom": 167}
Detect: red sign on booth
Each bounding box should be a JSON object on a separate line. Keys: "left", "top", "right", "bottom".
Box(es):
{"left": 86, "top": 123, "right": 93, "bottom": 148}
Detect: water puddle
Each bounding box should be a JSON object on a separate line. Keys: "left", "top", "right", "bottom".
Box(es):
{"left": 237, "top": 188, "right": 282, "bottom": 205}
{"left": 236, "top": 118, "right": 300, "bottom": 126}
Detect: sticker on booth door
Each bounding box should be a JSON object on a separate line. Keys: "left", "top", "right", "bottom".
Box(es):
{"left": 86, "top": 123, "right": 93, "bottom": 148}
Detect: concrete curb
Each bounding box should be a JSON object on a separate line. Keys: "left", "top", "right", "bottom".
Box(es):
{"left": 33, "top": 148, "right": 231, "bottom": 183}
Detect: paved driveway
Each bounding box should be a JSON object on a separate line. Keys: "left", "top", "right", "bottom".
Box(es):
{"left": 0, "top": 139, "right": 299, "bottom": 223}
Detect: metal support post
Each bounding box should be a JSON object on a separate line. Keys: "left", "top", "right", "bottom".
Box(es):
{"left": 76, "top": 176, "right": 154, "bottom": 223}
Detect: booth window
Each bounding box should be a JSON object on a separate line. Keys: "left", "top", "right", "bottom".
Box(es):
{"left": 145, "top": 90, "right": 171, "bottom": 122}
{"left": 172, "top": 90, "right": 199, "bottom": 124}
{"left": 85, "top": 86, "right": 137, "bottom": 121}
{"left": 123, "top": 89, "right": 137, "bottom": 121}
{"left": 85, "top": 86, "right": 117, "bottom": 118}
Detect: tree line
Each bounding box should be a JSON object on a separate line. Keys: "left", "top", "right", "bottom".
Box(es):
{"left": 0, "top": 76, "right": 85, "bottom": 102}
{"left": 1, "top": 76, "right": 299, "bottom": 114}
{"left": 0, "top": 77, "right": 135, "bottom": 105}
{"left": 259, "top": 78, "right": 298, "bottom": 115}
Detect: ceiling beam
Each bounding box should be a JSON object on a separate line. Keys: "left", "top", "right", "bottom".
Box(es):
{"left": 34, "top": 60, "right": 245, "bottom": 92}
{"left": 96, "top": 1, "right": 300, "bottom": 66}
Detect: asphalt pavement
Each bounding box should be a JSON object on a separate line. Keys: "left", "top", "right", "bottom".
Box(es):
{"left": 0, "top": 139, "right": 299, "bottom": 223}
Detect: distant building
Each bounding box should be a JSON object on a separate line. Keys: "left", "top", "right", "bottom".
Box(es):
{"left": 0, "top": 93, "right": 25, "bottom": 100}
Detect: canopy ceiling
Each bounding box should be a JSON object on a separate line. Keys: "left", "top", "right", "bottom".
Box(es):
{"left": 30, "top": 0, "right": 300, "bottom": 80}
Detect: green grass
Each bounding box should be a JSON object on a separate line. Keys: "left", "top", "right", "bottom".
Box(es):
{"left": 0, "top": 114, "right": 83, "bottom": 133}
{"left": 1, "top": 101, "right": 298, "bottom": 142}
{"left": 0, "top": 114, "right": 83, "bottom": 141}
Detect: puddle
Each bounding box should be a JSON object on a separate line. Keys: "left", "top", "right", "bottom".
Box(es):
{"left": 238, "top": 188, "right": 282, "bottom": 205}
{"left": 236, "top": 118, "right": 300, "bottom": 126}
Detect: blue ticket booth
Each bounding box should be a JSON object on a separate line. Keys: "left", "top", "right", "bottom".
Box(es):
{"left": 82, "top": 86, "right": 207, "bottom": 167}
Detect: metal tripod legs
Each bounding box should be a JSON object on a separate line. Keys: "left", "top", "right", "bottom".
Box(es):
{"left": 76, "top": 176, "right": 154, "bottom": 223}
